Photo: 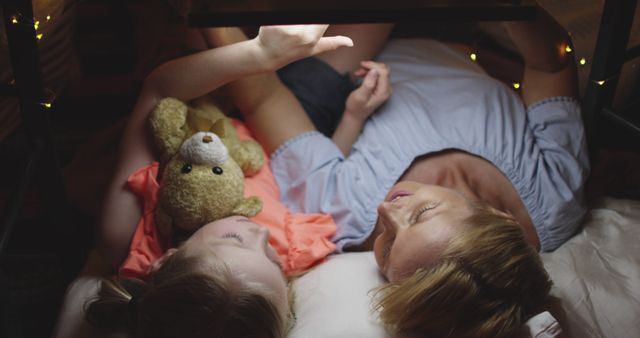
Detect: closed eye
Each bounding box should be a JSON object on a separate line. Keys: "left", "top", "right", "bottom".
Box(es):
{"left": 383, "top": 235, "right": 395, "bottom": 260}
{"left": 412, "top": 203, "right": 440, "bottom": 223}
{"left": 222, "top": 233, "right": 243, "bottom": 243}
{"left": 383, "top": 244, "right": 391, "bottom": 259}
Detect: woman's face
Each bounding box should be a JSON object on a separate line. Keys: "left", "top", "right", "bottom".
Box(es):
{"left": 373, "top": 182, "right": 475, "bottom": 282}
{"left": 179, "top": 216, "right": 287, "bottom": 306}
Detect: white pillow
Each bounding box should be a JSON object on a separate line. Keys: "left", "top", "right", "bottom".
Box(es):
{"left": 290, "top": 252, "right": 563, "bottom": 338}
{"left": 289, "top": 252, "right": 388, "bottom": 338}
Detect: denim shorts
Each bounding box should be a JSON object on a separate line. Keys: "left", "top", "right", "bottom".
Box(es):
{"left": 277, "top": 57, "right": 358, "bottom": 137}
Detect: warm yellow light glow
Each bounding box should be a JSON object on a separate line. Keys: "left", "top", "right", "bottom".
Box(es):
{"left": 11, "top": 16, "right": 18, "bottom": 24}
{"left": 36, "top": 33, "right": 43, "bottom": 40}
{"left": 597, "top": 80, "right": 605, "bottom": 86}
{"left": 579, "top": 58, "right": 587, "bottom": 65}
{"left": 34, "top": 20, "right": 40, "bottom": 30}
{"left": 470, "top": 53, "right": 477, "bottom": 62}
{"left": 513, "top": 82, "right": 521, "bottom": 89}
{"left": 565, "top": 45, "right": 573, "bottom": 53}
{"left": 42, "top": 102, "right": 52, "bottom": 108}
{"left": 46, "top": 15, "right": 51, "bottom": 21}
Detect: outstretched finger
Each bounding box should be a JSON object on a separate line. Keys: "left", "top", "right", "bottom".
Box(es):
{"left": 312, "top": 35, "right": 354, "bottom": 55}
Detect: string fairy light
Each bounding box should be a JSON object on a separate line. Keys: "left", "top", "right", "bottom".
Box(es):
{"left": 7, "top": 11, "right": 57, "bottom": 38}
{"left": 6, "top": 3, "right": 67, "bottom": 112}
{"left": 579, "top": 58, "right": 587, "bottom": 66}
{"left": 6, "top": 11, "right": 57, "bottom": 43}
{"left": 512, "top": 82, "right": 521, "bottom": 89}
{"left": 469, "top": 53, "right": 477, "bottom": 62}
{"left": 596, "top": 80, "right": 605, "bottom": 86}
{"left": 565, "top": 45, "right": 573, "bottom": 53}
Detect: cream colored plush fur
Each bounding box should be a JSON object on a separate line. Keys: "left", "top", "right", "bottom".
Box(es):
{"left": 148, "top": 96, "right": 263, "bottom": 236}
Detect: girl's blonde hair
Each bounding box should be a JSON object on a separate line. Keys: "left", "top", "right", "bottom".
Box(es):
{"left": 85, "top": 250, "right": 289, "bottom": 338}
{"left": 373, "top": 205, "right": 552, "bottom": 338}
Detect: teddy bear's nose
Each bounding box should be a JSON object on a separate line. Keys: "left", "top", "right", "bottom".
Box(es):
{"left": 202, "top": 135, "right": 213, "bottom": 143}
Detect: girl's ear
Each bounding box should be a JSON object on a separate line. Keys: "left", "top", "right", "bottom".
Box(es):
{"left": 147, "top": 248, "right": 178, "bottom": 275}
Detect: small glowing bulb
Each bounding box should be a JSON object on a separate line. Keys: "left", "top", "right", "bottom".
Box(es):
{"left": 42, "top": 102, "right": 52, "bottom": 108}
{"left": 46, "top": 15, "right": 51, "bottom": 21}
{"left": 34, "top": 20, "right": 39, "bottom": 30}
{"left": 596, "top": 80, "right": 605, "bottom": 86}
{"left": 36, "top": 33, "right": 43, "bottom": 40}
{"left": 470, "top": 53, "right": 477, "bottom": 62}
{"left": 513, "top": 82, "right": 521, "bottom": 89}
{"left": 11, "top": 16, "right": 18, "bottom": 24}
{"left": 565, "top": 45, "right": 573, "bottom": 53}
{"left": 579, "top": 58, "right": 587, "bottom": 65}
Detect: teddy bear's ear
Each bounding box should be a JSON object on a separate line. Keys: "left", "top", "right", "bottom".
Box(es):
{"left": 210, "top": 118, "right": 228, "bottom": 139}
{"left": 149, "top": 97, "right": 188, "bottom": 162}
{"left": 232, "top": 196, "right": 262, "bottom": 218}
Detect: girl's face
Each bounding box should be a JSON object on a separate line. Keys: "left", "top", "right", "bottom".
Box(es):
{"left": 373, "top": 182, "right": 474, "bottom": 282}
{"left": 179, "top": 216, "right": 287, "bottom": 307}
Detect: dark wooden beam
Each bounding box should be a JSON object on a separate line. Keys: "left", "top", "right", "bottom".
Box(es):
{"left": 188, "top": 0, "right": 537, "bottom": 27}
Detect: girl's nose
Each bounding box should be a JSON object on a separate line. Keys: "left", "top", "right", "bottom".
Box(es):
{"left": 254, "top": 226, "right": 270, "bottom": 250}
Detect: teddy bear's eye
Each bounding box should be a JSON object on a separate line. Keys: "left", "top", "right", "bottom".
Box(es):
{"left": 212, "top": 166, "right": 223, "bottom": 175}
{"left": 181, "top": 163, "right": 192, "bottom": 174}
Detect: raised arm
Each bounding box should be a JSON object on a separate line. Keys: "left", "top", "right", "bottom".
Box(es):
{"left": 97, "top": 25, "right": 353, "bottom": 270}
{"left": 503, "top": 4, "right": 578, "bottom": 105}
{"left": 214, "top": 24, "right": 392, "bottom": 155}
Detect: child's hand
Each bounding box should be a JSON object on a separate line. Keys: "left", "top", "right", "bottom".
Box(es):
{"left": 345, "top": 61, "right": 392, "bottom": 123}
{"left": 256, "top": 25, "right": 353, "bottom": 70}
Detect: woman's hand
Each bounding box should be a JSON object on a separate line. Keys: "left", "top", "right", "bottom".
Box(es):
{"left": 344, "top": 61, "right": 392, "bottom": 123}
{"left": 255, "top": 25, "right": 354, "bottom": 70}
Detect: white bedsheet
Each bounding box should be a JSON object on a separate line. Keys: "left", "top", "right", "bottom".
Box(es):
{"left": 52, "top": 198, "right": 640, "bottom": 338}
{"left": 541, "top": 198, "right": 640, "bottom": 337}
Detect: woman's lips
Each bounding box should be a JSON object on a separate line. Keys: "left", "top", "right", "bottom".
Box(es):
{"left": 388, "top": 190, "right": 412, "bottom": 202}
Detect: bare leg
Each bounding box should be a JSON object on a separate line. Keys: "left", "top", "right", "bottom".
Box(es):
{"left": 316, "top": 24, "right": 394, "bottom": 74}
{"left": 199, "top": 24, "right": 394, "bottom": 154}
{"left": 200, "top": 28, "right": 316, "bottom": 154}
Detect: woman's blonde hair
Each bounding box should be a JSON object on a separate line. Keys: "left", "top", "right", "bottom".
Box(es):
{"left": 373, "top": 205, "right": 552, "bottom": 338}
{"left": 85, "top": 250, "right": 289, "bottom": 338}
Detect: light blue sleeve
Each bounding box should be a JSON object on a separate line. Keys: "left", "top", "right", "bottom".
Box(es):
{"left": 270, "top": 131, "right": 343, "bottom": 212}
{"left": 270, "top": 131, "right": 380, "bottom": 252}
{"left": 525, "top": 97, "right": 590, "bottom": 251}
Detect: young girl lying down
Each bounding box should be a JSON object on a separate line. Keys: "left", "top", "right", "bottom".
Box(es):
{"left": 86, "top": 24, "right": 392, "bottom": 338}
{"left": 226, "top": 3, "right": 586, "bottom": 338}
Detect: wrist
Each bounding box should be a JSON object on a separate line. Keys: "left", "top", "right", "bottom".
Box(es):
{"left": 341, "top": 111, "right": 367, "bottom": 127}
{"left": 247, "top": 37, "right": 278, "bottom": 72}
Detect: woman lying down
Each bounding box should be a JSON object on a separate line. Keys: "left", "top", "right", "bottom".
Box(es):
{"left": 87, "top": 5, "right": 588, "bottom": 338}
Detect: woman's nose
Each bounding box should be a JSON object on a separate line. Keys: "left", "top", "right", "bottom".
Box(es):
{"left": 377, "top": 202, "right": 403, "bottom": 233}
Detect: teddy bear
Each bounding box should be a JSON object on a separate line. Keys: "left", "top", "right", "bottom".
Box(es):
{"left": 148, "top": 96, "right": 264, "bottom": 236}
